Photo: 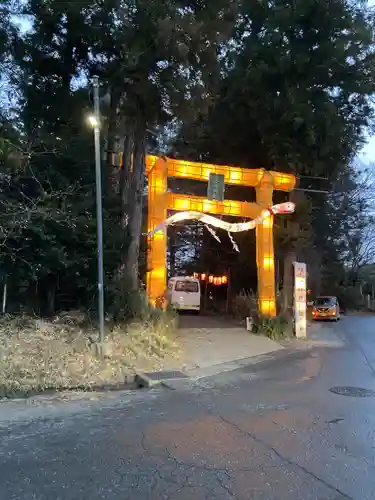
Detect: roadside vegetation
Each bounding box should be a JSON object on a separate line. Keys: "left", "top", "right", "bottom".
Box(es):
{"left": 0, "top": 308, "right": 179, "bottom": 397}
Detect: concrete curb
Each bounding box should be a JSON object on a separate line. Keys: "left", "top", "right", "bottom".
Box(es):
{"left": 134, "top": 370, "right": 189, "bottom": 389}
{"left": 0, "top": 374, "right": 137, "bottom": 401}
{"left": 134, "top": 373, "right": 161, "bottom": 389}
{"left": 185, "top": 347, "right": 318, "bottom": 382}
{"left": 185, "top": 352, "right": 284, "bottom": 380}
{"left": 134, "top": 354, "right": 282, "bottom": 389}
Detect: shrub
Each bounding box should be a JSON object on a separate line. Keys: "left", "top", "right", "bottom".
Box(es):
{"left": 232, "top": 289, "right": 257, "bottom": 319}
{"left": 251, "top": 312, "right": 290, "bottom": 341}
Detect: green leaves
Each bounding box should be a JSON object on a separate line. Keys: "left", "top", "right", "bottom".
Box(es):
{"left": 0, "top": 0, "right": 241, "bottom": 313}
{"left": 172, "top": 0, "right": 375, "bottom": 296}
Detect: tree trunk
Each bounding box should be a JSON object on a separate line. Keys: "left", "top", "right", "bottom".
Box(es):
{"left": 40, "top": 274, "right": 57, "bottom": 317}
{"left": 119, "top": 128, "right": 133, "bottom": 227}
{"left": 47, "top": 282, "right": 56, "bottom": 317}
{"left": 104, "top": 87, "right": 121, "bottom": 196}
{"left": 117, "top": 116, "right": 146, "bottom": 291}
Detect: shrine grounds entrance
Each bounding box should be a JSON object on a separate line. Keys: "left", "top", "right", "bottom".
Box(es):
{"left": 146, "top": 155, "right": 295, "bottom": 317}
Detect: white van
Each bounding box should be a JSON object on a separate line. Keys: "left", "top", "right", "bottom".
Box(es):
{"left": 166, "top": 277, "right": 201, "bottom": 313}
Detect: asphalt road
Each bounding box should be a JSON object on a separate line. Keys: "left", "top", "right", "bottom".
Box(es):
{"left": 1, "top": 315, "right": 375, "bottom": 499}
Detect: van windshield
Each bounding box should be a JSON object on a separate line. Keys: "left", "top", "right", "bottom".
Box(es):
{"left": 315, "top": 297, "right": 336, "bottom": 307}
{"left": 175, "top": 281, "right": 199, "bottom": 293}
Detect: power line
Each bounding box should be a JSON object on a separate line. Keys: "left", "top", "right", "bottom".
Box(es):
{"left": 294, "top": 187, "right": 329, "bottom": 194}
{"left": 298, "top": 175, "right": 329, "bottom": 181}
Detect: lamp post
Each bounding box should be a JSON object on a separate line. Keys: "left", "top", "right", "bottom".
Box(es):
{"left": 89, "top": 76, "right": 105, "bottom": 354}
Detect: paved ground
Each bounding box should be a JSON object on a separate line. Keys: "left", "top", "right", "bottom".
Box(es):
{"left": 1, "top": 315, "right": 375, "bottom": 499}
{"left": 177, "top": 312, "right": 243, "bottom": 330}
{"left": 175, "top": 312, "right": 283, "bottom": 373}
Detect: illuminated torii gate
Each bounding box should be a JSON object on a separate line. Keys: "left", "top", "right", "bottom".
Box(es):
{"left": 146, "top": 155, "right": 296, "bottom": 317}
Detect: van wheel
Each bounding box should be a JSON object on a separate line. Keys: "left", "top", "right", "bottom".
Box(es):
{"left": 193, "top": 310, "right": 200, "bottom": 316}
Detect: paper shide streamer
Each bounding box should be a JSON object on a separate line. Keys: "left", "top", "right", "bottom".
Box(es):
{"left": 228, "top": 232, "right": 240, "bottom": 253}
{"left": 204, "top": 224, "right": 240, "bottom": 253}
{"left": 204, "top": 224, "right": 221, "bottom": 243}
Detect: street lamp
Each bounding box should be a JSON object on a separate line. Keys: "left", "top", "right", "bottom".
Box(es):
{"left": 87, "top": 115, "right": 99, "bottom": 128}
{"left": 88, "top": 76, "right": 105, "bottom": 355}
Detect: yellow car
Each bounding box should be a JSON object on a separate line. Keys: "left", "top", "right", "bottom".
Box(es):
{"left": 312, "top": 296, "right": 340, "bottom": 321}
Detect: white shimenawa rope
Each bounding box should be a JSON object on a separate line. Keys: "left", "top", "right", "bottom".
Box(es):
{"left": 146, "top": 202, "right": 295, "bottom": 236}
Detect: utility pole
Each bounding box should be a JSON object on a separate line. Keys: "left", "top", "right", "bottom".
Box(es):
{"left": 92, "top": 76, "right": 105, "bottom": 354}
{"left": 2, "top": 280, "right": 7, "bottom": 315}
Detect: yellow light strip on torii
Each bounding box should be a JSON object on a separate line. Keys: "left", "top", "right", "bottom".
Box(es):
{"left": 113, "top": 152, "right": 296, "bottom": 192}
{"left": 145, "top": 155, "right": 296, "bottom": 191}
{"left": 167, "top": 193, "right": 262, "bottom": 218}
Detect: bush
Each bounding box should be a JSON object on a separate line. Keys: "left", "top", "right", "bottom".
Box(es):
{"left": 232, "top": 290, "right": 257, "bottom": 319}
{"left": 251, "top": 312, "right": 290, "bottom": 341}
{"left": 107, "top": 278, "right": 149, "bottom": 321}
{"left": 336, "top": 287, "right": 364, "bottom": 312}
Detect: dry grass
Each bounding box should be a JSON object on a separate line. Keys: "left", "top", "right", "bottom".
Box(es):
{"left": 0, "top": 312, "right": 180, "bottom": 397}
